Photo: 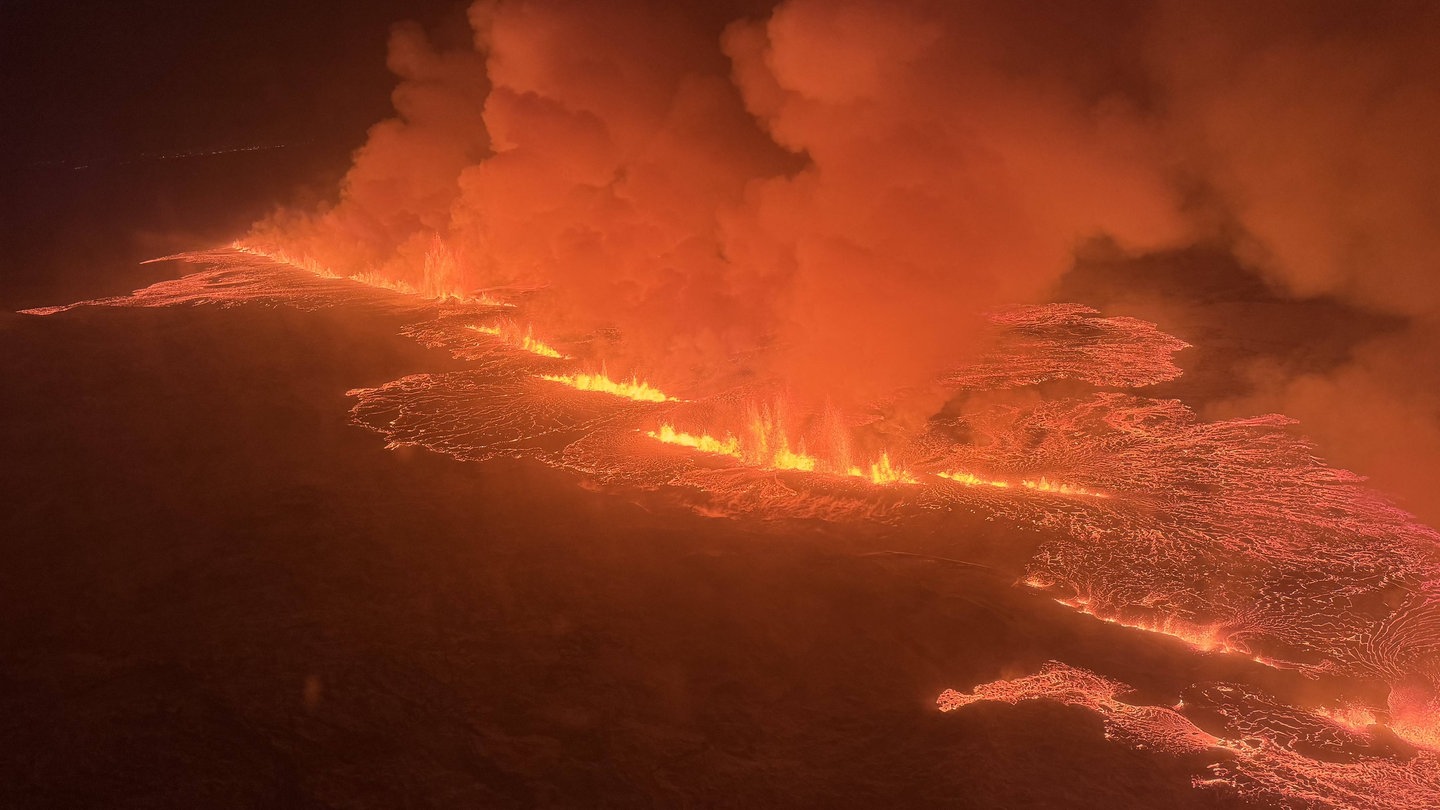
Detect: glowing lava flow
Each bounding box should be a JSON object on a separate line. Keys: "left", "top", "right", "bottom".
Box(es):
{"left": 936, "top": 470, "right": 1011, "bottom": 489}
{"left": 645, "top": 422, "right": 917, "bottom": 485}
{"left": 942, "top": 304, "right": 1190, "bottom": 389}
{"left": 647, "top": 422, "right": 810, "bottom": 468}
{"left": 31, "top": 249, "right": 1440, "bottom": 808}
{"left": 937, "top": 470, "right": 1106, "bottom": 498}
{"left": 539, "top": 371, "right": 675, "bottom": 402}
{"left": 467, "top": 323, "right": 567, "bottom": 358}
{"left": 938, "top": 662, "right": 1440, "bottom": 810}
{"left": 645, "top": 424, "right": 742, "bottom": 457}
{"left": 1021, "top": 477, "right": 1107, "bottom": 498}
{"left": 1052, "top": 595, "right": 1236, "bottom": 654}
{"left": 848, "top": 452, "right": 918, "bottom": 485}
{"left": 233, "top": 241, "right": 513, "bottom": 306}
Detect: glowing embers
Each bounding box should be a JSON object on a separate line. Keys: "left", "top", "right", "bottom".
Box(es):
{"left": 539, "top": 371, "right": 675, "bottom": 403}
{"left": 937, "top": 470, "right": 1107, "bottom": 498}
{"left": 467, "top": 322, "right": 567, "bottom": 358}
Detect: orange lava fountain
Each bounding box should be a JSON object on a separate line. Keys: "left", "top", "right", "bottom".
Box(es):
{"left": 847, "top": 452, "right": 918, "bottom": 485}
{"left": 646, "top": 418, "right": 917, "bottom": 485}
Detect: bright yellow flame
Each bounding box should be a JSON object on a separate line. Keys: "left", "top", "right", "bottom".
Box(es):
{"left": 540, "top": 371, "right": 674, "bottom": 402}
{"left": 467, "top": 323, "right": 566, "bottom": 358}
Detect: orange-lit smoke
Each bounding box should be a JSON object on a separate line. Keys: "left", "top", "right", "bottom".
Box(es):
{"left": 1146, "top": 3, "right": 1440, "bottom": 525}
{"left": 248, "top": 0, "right": 1190, "bottom": 412}
{"left": 247, "top": 1, "right": 1440, "bottom": 516}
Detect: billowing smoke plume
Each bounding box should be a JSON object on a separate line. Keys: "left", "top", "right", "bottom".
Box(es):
{"left": 1148, "top": 2, "right": 1440, "bottom": 524}
{"left": 250, "top": 0, "right": 1440, "bottom": 516}
{"left": 250, "top": 0, "right": 1188, "bottom": 406}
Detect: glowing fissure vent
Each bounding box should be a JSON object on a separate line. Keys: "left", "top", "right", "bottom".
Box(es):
{"left": 848, "top": 451, "right": 918, "bottom": 485}
{"left": 645, "top": 424, "right": 742, "bottom": 458}
{"left": 747, "top": 417, "right": 818, "bottom": 472}
{"left": 233, "top": 242, "right": 509, "bottom": 306}
{"left": 1021, "top": 476, "right": 1107, "bottom": 498}
{"left": 937, "top": 470, "right": 1011, "bottom": 489}
{"left": 646, "top": 422, "right": 916, "bottom": 484}
{"left": 1055, "top": 597, "right": 1233, "bottom": 654}
{"left": 468, "top": 323, "right": 567, "bottom": 358}
{"left": 937, "top": 469, "right": 1106, "bottom": 498}
{"left": 540, "top": 371, "right": 675, "bottom": 402}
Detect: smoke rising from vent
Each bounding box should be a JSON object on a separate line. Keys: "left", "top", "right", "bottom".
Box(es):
{"left": 249, "top": 0, "right": 1440, "bottom": 512}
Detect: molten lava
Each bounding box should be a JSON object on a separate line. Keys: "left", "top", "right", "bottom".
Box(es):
{"left": 937, "top": 470, "right": 1012, "bottom": 489}
{"left": 468, "top": 323, "right": 567, "bottom": 358}
{"left": 27, "top": 248, "right": 1440, "bottom": 808}
{"left": 937, "top": 470, "right": 1106, "bottom": 498}
{"left": 645, "top": 424, "right": 742, "bottom": 458}
{"left": 646, "top": 419, "right": 917, "bottom": 485}
{"left": 232, "top": 242, "right": 512, "bottom": 306}
{"left": 539, "top": 371, "right": 675, "bottom": 402}
{"left": 847, "top": 452, "right": 918, "bottom": 485}
{"left": 939, "top": 663, "right": 1440, "bottom": 810}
